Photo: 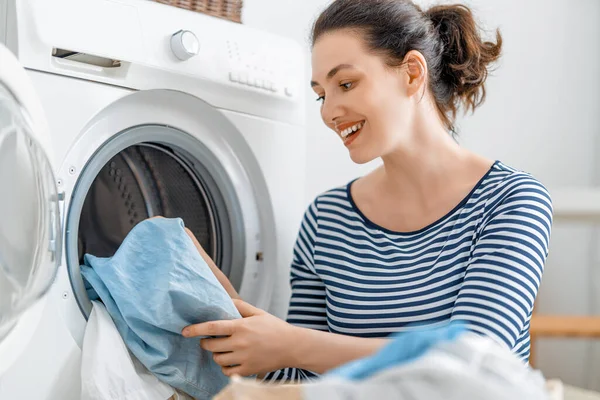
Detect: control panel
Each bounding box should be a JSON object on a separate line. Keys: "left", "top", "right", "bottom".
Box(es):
{"left": 224, "top": 37, "right": 299, "bottom": 98}
{"left": 226, "top": 39, "right": 288, "bottom": 96}
{"left": 10, "top": 0, "right": 305, "bottom": 121}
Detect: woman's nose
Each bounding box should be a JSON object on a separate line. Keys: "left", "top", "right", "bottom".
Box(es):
{"left": 321, "top": 97, "right": 344, "bottom": 127}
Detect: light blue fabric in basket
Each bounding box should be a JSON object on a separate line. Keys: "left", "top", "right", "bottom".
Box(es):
{"left": 81, "top": 217, "right": 240, "bottom": 399}
{"left": 327, "top": 322, "right": 466, "bottom": 381}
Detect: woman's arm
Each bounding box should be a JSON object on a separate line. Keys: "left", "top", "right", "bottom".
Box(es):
{"left": 182, "top": 298, "right": 387, "bottom": 377}
{"left": 450, "top": 175, "right": 553, "bottom": 355}
{"left": 287, "top": 325, "right": 388, "bottom": 374}
{"left": 185, "top": 227, "right": 241, "bottom": 300}
{"left": 149, "top": 215, "right": 240, "bottom": 299}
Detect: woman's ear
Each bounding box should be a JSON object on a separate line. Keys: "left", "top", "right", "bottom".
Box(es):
{"left": 402, "top": 50, "right": 428, "bottom": 97}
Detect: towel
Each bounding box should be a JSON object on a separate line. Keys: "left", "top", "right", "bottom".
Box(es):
{"left": 81, "top": 218, "right": 240, "bottom": 399}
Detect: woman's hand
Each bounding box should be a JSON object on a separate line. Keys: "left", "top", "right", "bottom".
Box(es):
{"left": 182, "top": 299, "right": 298, "bottom": 377}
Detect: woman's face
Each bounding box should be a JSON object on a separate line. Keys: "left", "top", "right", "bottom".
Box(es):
{"left": 311, "top": 30, "right": 415, "bottom": 164}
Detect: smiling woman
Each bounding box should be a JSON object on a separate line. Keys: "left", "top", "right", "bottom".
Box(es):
{"left": 182, "top": 0, "right": 553, "bottom": 383}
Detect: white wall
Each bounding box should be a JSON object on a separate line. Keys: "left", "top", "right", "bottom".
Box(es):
{"left": 243, "top": 0, "right": 600, "bottom": 390}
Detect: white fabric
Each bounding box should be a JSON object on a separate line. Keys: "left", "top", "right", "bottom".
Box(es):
{"left": 81, "top": 301, "right": 175, "bottom": 400}
{"left": 303, "top": 333, "right": 551, "bottom": 400}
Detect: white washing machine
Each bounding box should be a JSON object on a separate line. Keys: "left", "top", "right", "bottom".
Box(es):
{"left": 0, "top": 0, "right": 306, "bottom": 397}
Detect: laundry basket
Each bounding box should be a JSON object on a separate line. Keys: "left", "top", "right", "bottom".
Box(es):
{"left": 153, "top": 0, "right": 243, "bottom": 23}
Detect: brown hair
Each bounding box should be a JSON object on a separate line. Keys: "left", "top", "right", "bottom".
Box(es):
{"left": 311, "top": 0, "right": 502, "bottom": 133}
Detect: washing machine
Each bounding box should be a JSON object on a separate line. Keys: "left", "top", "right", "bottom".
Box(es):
{"left": 0, "top": 0, "right": 306, "bottom": 397}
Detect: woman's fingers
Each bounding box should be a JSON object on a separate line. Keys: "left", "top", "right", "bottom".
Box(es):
{"left": 200, "top": 336, "right": 234, "bottom": 352}
{"left": 221, "top": 365, "right": 246, "bottom": 377}
{"left": 182, "top": 319, "right": 236, "bottom": 338}
{"left": 233, "top": 299, "right": 262, "bottom": 317}
{"left": 213, "top": 351, "right": 240, "bottom": 367}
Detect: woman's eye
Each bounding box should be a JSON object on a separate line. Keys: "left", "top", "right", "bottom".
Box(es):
{"left": 340, "top": 82, "right": 353, "bottom": 90}
{"left": 316, "top": 95, "right": 325, "bottom": 104}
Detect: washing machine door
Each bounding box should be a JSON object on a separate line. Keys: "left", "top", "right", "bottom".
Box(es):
{"left": 0, "top": 44, "right": 61, "bottom": 373}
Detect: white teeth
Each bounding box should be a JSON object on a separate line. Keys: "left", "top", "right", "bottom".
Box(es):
{"left": 340, "top": 122, "right": 364, "bottom": 138}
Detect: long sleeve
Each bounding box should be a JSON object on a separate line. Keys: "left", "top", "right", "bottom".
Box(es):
{"left": 263, "top": 200, "right": 328, "bottom": 382}
{"left": 450, "top": 174, "right": 553, "bottom": 360}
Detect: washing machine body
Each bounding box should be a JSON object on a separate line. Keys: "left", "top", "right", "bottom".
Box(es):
{"left": 0, "top": 0, "right": 306, "bottom": 398}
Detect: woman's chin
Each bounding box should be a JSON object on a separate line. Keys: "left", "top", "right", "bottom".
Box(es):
{"left": 349, "top": 149, "right": 377, "bottom": 165}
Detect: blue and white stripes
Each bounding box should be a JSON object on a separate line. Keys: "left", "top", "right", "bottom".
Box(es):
{"left": 265, "top": 161, "right": 552, "bottom": 382}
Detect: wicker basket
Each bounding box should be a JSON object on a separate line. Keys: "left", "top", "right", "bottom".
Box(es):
{"left": 154, "top": 0, "right": 243, "bottom": 23}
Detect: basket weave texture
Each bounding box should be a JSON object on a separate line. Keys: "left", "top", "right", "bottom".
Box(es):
{"left": 154, "top": 0, "right": 242, "bottom": 23}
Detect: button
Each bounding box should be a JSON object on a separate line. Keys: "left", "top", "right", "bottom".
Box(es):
{"left": 229, "top": 71, "right": 239, "bottom": 82}
{"left": 170, "top": 30, "right": 200, "bottom": 61}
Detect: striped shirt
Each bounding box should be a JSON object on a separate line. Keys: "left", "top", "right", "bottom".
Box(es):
{"left": 265, "top": 161, "right": 553, "bottom": 382}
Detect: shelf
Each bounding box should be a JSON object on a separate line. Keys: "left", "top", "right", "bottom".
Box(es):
{"left": 530, "top": 315, "right": 600, "bottom": 338}
{"left": 549, "top": 188, "right": 600, "bottom": 221}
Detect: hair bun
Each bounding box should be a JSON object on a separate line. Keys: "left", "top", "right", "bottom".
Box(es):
{"left": 425, "top": 4, "right": 502, "bottom": 114}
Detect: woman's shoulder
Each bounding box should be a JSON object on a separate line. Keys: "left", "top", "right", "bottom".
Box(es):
{"left": 309, "top": 181, "right": 355, "bottom": 207}
{"left": 302, "top": 180, "right": 361, "bottom": 223}
{"left": 481, "top": 161, "right": 553, "bottom": 214}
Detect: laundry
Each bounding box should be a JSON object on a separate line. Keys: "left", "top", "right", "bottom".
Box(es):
{"left": 325, "top": 322, "right": 467, "bottom": 381}
{"left": 81, "top": 300, "right": 176, "bottom": 400}
{"left": 215, "top": 329, "right": 551, "bottom": 400}
{"left": 81, "top": 217, "right": 241, "bottom": 399}
{"left": 302, "top": 332, "right": 551, "bottom": 400}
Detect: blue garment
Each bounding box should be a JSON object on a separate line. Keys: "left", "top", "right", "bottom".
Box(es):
{"left": 81, "top": 217, "right": 240, "bottom": 400}
{"left": 327, "top": 322, "right": 466, "bottom": 381}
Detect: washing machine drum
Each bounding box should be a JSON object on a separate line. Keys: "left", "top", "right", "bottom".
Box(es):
{"left": 0, "top": 81, "right": 60, "bottom": 339}
{"left": 78, "top": 143, "right": 218, "bottom": 263}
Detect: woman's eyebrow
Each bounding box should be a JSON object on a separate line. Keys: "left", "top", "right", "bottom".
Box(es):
{"left": 311, "top": 64, "right": 356, "bottom": 87}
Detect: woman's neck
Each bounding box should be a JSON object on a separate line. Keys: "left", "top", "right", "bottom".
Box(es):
{"left": 378, "top": 115, "right": 473, "bottom": 203}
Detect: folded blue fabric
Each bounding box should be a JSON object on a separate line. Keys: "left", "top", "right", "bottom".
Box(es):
{"left": 326, "top": 322, "right": 466, "bottom": 381}
{"left": 81, "top": 217, "right": 240, "bottom": 399}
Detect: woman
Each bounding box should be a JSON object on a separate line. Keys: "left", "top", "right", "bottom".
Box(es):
{"left": 182, "top": 0, "right": 553, "bottom": 382}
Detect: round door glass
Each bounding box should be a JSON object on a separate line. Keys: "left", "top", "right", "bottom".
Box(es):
{"left": 0, "top": 82, "right": 60, "bottom": 339}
